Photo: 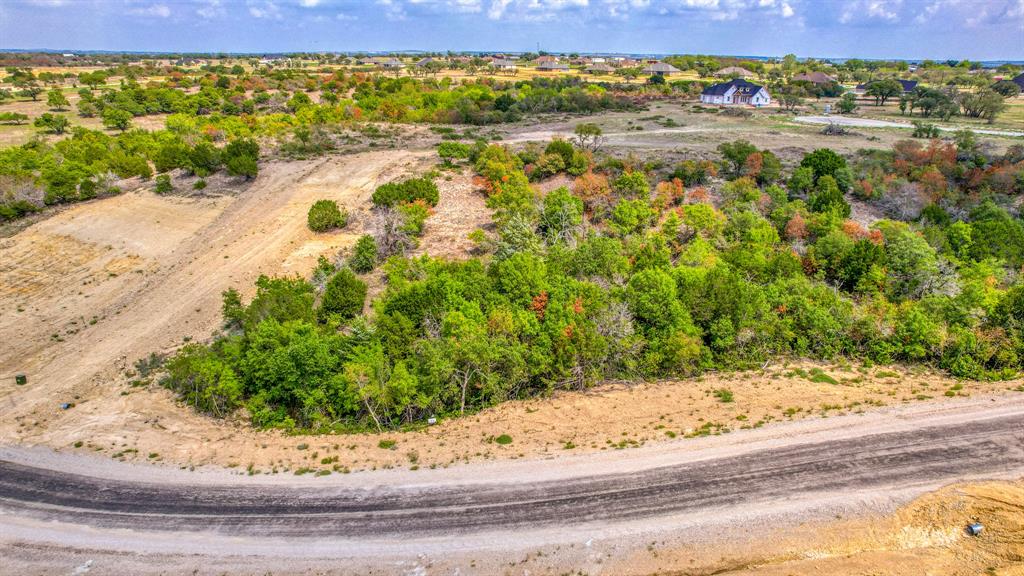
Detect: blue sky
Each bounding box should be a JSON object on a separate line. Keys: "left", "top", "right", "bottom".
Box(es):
{"left": 1, "top": 0, "right": 1022, "bottom": 60}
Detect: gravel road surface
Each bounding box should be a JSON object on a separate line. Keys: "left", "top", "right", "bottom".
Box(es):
{"left": 2, "top": 398, "right": 1023, "bottom": 542}
{"left": 795, "top": 115, "right": 1024, "bottom": 137}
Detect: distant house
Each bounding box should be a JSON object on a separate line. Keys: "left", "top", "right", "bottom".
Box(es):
{"left": 414, "top": 57, "right": 435, "bottom": 68}
{"left": 535, "top": 55, "right": 560, "bottom": 64}
{"left": 1010, "top": 73, "right": 1024, "bottom": 92}
{"left": 700, "top": 79, "right": 771, "bottom": 106}
{"left": 537, "top": 61, "right": 570, "bottom": 72}
{"left": 377, "top": 58, "right": 405, "bottom": 69}
{"left": 490, "top": 58, "right": 518, "bottom": 72}
{"left": 642, "top": 62, "right": 681, "bottom": 76}
{"left": 716, "top": 66, "right": 754, "bottom": 79}
{"left": 586, "top": 63, "right": 615, "bottom": 74}
{"left": 792, "top": 71, "right": 837, "bottom": 85}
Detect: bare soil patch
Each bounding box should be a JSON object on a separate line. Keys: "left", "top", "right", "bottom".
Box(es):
{"left": 608, "top": 479, "right": 1024, "bottom": 576}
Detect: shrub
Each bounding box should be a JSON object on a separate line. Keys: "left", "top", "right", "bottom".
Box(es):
{"left": 437, "top": 141, "right": 470, "bottom": 163}
{"left": 713, "top": 388, "right": 734, "bottom": 403}
{"left": 223, "top": 138, "right": 260, "bottom": 179}
{"left": 154, "top": 174, "right": 173, "bottom": 194}
{"left": 318, "top": 268, "right": 367, "bottom": 321}
{"left": 531, "top": 152, "right": 565, "bottom": 180}
{"left": 307, "top": 199, "right": 348, "bottom": 232}
{"left": 372, "top": 177, "right": 439, "bottom": 207}
{"left": 161, "top": 344, "right": 243, "bottom": 417}
{"left": 544, "top": 138, "right": 575, "bottom": 165}
{"left": 614, "top": 170, "right": 650, "bottom": 196}
{"left": 350, "top": 235, "right": 378, "bottom": 273}
{"left": 800, "top": 148, "right": 848, "bottom": 189}
{"left": 398, "top": 200, "right": 431, "bottom": 236}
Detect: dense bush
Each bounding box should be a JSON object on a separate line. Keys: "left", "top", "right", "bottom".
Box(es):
{"left": 350, "top": 235, "right": 378, "bottom": 273}
{"left": 307, "top": 199, "right": 348, "bottom": 232}
{"left": 372, "top": 177, "right": 439, "bottom": 207}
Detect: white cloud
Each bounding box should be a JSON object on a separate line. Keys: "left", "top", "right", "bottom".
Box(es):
{"left": 129, "top": 3, "right": 172, "bottom": 17}
{"left": 488, "top": 0, "right": 513, "bottom": 18}
{"left": 840, "top": 0, "right": 902, "bottom": 23}
{"left": 378, "top": 0, "right": 408, "bottom": 20}
{"left": 249, "top": 0, "right": 283, "bottom": 19}
{"left": 299, "top": 0, "right": 320, "bottom": 6}
{"left": 197, "top": 0, "right": 226, "bottom": 18}
{"left": 336, "top": 11, "right": 358, "bottom": 19}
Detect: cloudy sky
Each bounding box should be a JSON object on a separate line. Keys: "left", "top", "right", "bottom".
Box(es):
{"left": 1, "top": 0, "right": 1022, "bottom": 60}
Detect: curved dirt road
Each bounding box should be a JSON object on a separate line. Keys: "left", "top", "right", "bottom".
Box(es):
{"left": 2, "top": 398, "right": 1023, "bottom": 573}
{"left": 794, "top": 115, "right": 1024, "bottom": 137}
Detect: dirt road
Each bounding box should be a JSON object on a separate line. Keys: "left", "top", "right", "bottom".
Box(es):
{"left": 2, "top": 397, "right": 1022, "bottom": 574}
{"left": 794, "top": 115, "right": 1024, "bottom": 137}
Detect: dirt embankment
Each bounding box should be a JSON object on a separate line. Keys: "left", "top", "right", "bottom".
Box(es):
{"left": 611, "top": 480, "right": 1024, "bottom": 576}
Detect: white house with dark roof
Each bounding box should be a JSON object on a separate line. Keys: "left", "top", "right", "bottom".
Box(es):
{"left": 700, "top": 79, "right": 771, "bottom": 106}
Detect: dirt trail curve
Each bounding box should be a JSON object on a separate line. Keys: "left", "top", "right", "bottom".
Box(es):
{"left": 795, "top": 115, "right": 1024, "bottom": 137}
{"left": 1, "top": 397, "right": 1022, "bottom": 571}
{"left": 0, "top": 151, "right": 431, "bottom": 421}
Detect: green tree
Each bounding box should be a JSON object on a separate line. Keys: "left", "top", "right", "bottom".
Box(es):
{"left": 865, "top": 79, "right": 902, "bottom": 106}
{"left": 349, "top": 235, "right": 378, "bottom": 273}
{"left": 33, "top": 113, "right": 69, "bottom": 134}
{"left": 837, "top": 92, "right": 858, "bottom": 114}
{"left": 46, "top": 88, "right": 69, "bottom": 111}
{"left": 808, "top": 175, "right": 851, "bottom": 218}
{"left": 319, "top": 268, "right": 367, "bottom": 322}
{"left": 223, "top": 138, "right": 260, "bottom": 179}
{"left": 101, "top": 107, "right": 132, "bottom": 132}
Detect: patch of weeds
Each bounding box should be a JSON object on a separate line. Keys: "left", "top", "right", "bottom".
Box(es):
{"left": 563, "top": 441, "right": 576, "bottom": 449}
{"left": 875, "top": 370, "right": 900, "bottom": 379}
{"left": 378, "top": 439, "right": 397, "bottom": 450}
{"left": 807, "top": 368, "right": 838, "bottom": 385}
{"left": 664, "top": 430, "right": 677, "bottom": 438}
{"left": 713, "top": 388, "right": 734, "bottom": 403}
{"left": 493, "top": 434, "right": 513, "bottom": 445}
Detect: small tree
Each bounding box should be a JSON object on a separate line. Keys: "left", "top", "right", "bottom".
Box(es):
{"left": 223, "top": 138, "right": 260, "bottom": 179}
{"left": 349, "top": 235, "right": 378, "bottom": 273}
{"left": 46, "top": 88, "right": 69, "bottom": 111}
{"left": 33, "top": 113, "right": 69, "bottom": 134}
{"left": 837, "top": 93, "right": 858, "bottom": 114}
{"left": 307, "top": 199, "right": 347, "bottom": 232}
{"left": 572, "top": 123, "right": 603, "bottom": 152}
{"left": 318, "top": 268, "right": 367, "bottom": 322}
{"left": 866, "top": 79, "right": 902, "bottom": 106}
{"left": 101, "top": 107, "right": 132, "bottom": 132}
